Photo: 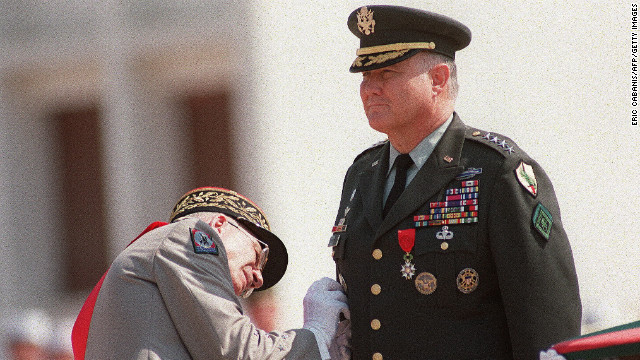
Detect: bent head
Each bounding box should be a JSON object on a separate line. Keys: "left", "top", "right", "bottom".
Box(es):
{"left": 170, "top": 187, "right": 288, "bottom": 297}
{"left": 211, "top": 215, "right": 268, "bottom": 297}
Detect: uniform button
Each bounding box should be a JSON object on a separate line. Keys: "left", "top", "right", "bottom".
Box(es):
{"left": 372, "top": 249, "right": 382, "bottom": 260}
{"left": 371, "top": 319, "right": 381, "bottom": 330}
{"left": 441, "top": 242, "right": 449, "bottom": 250}
{"left": 373, "top": 352, "right": 383, "bottom": 360}
{"left": 371, "top": 284, "right": 381, "bottom": 295}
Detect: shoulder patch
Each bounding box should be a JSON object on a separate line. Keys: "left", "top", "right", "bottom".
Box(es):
{"left": 353, "top": 139, "right": 388, "bottom": 163}
{"left": 532, "top": 203, "right": 552, "bottom": 240}
{"left": 515, "top": 161, "right": 538, "bottom": 197}
{"left": 190, "top": 228, "right": 218, "bottom": 255}
{"left": 467, "top": 128, "right": 518, "bottom": 157}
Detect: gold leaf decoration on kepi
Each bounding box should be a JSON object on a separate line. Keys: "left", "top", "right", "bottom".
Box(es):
{"left": 169, "top": 187, "right": 287, "bottom": 292}
{"left": 170, "top": 187, "right": 269, "bottom": 229}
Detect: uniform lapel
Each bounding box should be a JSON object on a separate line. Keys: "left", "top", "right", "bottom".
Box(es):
{"left": 376, "top": 115, "right": 467, "bottom": 239}
{"left": 356, "top": 142, "right": 390, "bottom": 232}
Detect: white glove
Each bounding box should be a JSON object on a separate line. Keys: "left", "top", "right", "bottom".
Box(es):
{"left": 539, "top": 349, "right": 567, "bottom": 360}
{"left": 302, "top": 277, "right": 348, "bottom": 360}
{"left": 329, "top": 308, "right": 351, "bottom": 360}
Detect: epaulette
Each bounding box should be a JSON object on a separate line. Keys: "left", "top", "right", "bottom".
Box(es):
{"left": 465, "top": 126, "right": 520, "bottom": 158}
{"left": 353, "top": 139, "right": 388, "bottom": 163}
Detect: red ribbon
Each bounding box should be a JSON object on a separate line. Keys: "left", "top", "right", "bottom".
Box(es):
{"left": 398, "top": 229, "right": 416, "bottom": 253}
{"left": 72, "top": 221, "right": 168, "bottom": 360}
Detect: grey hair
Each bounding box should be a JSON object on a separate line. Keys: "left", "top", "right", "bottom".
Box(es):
{"left": 174, "top": 211, "right": 223, "bottom": 223}
{"left": 419, "top": 51, "right": 459, "bottom": 100}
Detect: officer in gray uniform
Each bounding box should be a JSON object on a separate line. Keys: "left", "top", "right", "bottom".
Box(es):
{"left": 329, "top": 6, "right": 582, "bottom": 360}
{"left": 79, "top": 187, "right": 346, "bottom": 359}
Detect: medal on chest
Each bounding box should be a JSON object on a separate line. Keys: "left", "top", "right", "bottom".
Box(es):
{"left": 398, "top": 229, "right": 416, "bottom": 279}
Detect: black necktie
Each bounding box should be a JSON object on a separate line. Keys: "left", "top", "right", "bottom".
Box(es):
{"left": 383, "top": 154, "right": 413, "bottom": 218}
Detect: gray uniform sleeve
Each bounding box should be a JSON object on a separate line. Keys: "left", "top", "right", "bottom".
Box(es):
{"left": 154, "top": 222, "right": 321, "bottom": 360}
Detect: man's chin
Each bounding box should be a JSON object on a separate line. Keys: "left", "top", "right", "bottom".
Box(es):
{"left": 368, "top": 117, "right": 393, "bottom": 134}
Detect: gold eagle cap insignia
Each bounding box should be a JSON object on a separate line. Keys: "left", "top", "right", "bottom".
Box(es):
{"left": 357, "top": 6, "right": 375, "bottom": 35}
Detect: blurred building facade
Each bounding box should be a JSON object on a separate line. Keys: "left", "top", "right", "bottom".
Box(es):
{"left": 0, "top": 2, "right": 287, "bottom": 358}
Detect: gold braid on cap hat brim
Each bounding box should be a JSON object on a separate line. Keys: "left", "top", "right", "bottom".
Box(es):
{"left": 352, "top": 49, "right": 410, "bottom": 68}
{"left": 170, "top": 189, "right": 270, "bottom": 230}
{"left": 356, "top": 41, "right": 436, "bottom": 56}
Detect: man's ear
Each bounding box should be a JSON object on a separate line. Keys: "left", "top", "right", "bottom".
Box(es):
{"left": 429, "top": 63, "right": 450, "bottom": 95}
{"left": 210, "top": 215, "right": 227, "bottom": 232}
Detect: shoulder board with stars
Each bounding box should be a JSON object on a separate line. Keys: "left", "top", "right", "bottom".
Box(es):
{"left": 466, "top": 128, "right": 518, "bottom": 157}
{"left": 353, "top": 139, "right": 388, "bottom": 163}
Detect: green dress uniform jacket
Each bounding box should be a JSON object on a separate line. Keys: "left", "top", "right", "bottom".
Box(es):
{"left": 85, "top": 218, "right": 321, "bottom": 360}
{"left": 330, "top": 114, "right": 581, "bottom": 360}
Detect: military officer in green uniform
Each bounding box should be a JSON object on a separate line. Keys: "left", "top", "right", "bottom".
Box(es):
{"left": 329, "top": 5, "right": 582, "bottom": 360}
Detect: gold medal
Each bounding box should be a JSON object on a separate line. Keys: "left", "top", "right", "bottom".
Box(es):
{"left": 414, "top": 272, "right": 437, "bottom": 295}
{"left": 456, "top": 268, "right": 479, "bottom": 294}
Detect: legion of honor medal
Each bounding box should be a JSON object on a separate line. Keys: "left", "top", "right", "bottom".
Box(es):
{"left": 398, "top": 228, "right": 416, "bottom": 279}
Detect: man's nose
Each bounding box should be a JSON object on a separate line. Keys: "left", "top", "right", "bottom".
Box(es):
{"left": 251, "top": 269, "right": 264, "bottom": 289}
{"left": 361, "top": 78, "right": 381, "bottom": 96}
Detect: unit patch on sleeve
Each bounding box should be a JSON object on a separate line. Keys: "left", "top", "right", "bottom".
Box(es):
{"left": 515, "top": 161, "right": 538, "bottom": 197}
{"left": 190, "top": 228, "right": 219, "bottom": 255}
{"left": 532, "top": 203, "right": 553, "bottom": 240}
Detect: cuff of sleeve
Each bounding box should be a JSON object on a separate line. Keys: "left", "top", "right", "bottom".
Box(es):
{"left": 308, "top": 327, "right": 331, "bottom": 360}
